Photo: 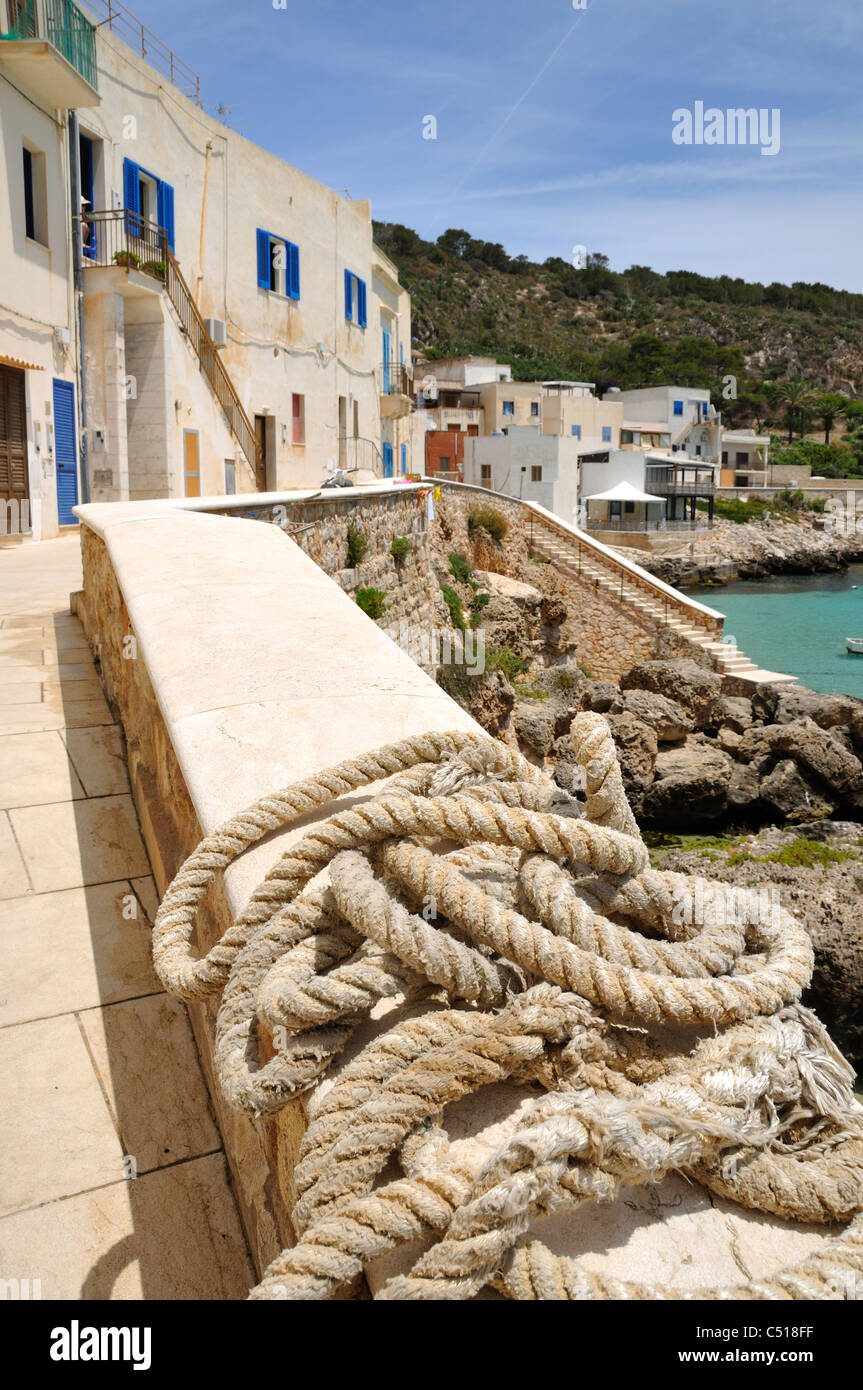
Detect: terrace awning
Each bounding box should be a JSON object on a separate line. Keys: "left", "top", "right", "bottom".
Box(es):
{"left": 583, "top": 480, "right": 665, "bottom": 504}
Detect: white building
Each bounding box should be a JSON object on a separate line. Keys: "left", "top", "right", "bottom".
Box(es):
{"left": 462, "top": 430, "right": 582, "bottom": 523}
{"left": 1, "top": 0, "right": 420, "bottom": 542}
{"left": 603, "top": 385, "right": 721, "bottom": 464}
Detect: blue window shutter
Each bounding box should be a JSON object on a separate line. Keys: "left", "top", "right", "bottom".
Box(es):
{"left": 123, "top": 158, "right": 140, "bottom": 237}
{"left": 399, "top": 342, "right": 404, "bottom": 365}
{"left": 344, "top": 269, "right": 353, "bottom": 320}
{"left": 157, "top": 180, "right": 175, "bottom": 253}
{"left": 288, "top": 241, "right": 300, "bottom": 300}
{"left": 401, "top": 443, "right": 407, "bottom": 475}
{"left": 382, "top": 442, "right": 394, "bottom": 478}
{"left": 257, "top": 230, "right": 271, "bottom": 289}
{"left": 358, "top": 278, "right": 367, "bottom": 328}
{"left": 123, "top": 158, "right": 140, "bottom": 213}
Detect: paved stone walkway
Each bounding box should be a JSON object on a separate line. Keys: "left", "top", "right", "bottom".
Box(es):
{"left": 0, "top": 535, "right": 253, "bottom": 1299}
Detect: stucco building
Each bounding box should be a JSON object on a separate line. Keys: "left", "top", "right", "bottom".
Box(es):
{"left": 1, "top": 0, "right": 419, "bottom": 541}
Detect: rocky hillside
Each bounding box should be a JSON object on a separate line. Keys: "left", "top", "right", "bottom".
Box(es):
{"left": 374, "top": 222, "right": 863, "bottom": 401}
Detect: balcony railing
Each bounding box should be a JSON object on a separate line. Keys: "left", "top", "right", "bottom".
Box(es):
{"left": 3, "top": 0, "right": 97, "bottom": 89}
{"left": 82, "top": 207, "right": 166, "bottom": 274}
{"left": 380, "top": 362, "right": 412, "bottom": 397}
{"left": 83, "top": 208, "right": 257, "bottom": 482}
{"left": 337, "top": 436, "right": 384, "bottom": 477}
{"left": 645, "top": 478, "right": 716, "bottom": 497}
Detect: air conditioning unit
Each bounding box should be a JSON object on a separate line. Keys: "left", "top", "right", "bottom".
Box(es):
{"left": 204, "top": 318, "right": 227, "bottom": 348}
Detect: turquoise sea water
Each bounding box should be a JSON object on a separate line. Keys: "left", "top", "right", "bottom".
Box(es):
{"left": 688, "top": 565, "right": 863, "bottom": 698}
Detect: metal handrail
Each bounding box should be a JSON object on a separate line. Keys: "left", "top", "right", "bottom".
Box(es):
{"left": 380, "top": 362, "right": 412, "bottom": 397}
{"left": 525, "top": 504, "right": 723, "bottom": 633}
{"left": 80, "top": 0, "right": 200, "bottom": 103}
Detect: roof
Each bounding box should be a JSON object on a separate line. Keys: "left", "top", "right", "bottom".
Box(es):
{"left": 583, "top": 480, "right": 666, "bottom": 504}
{"left": 622, "top": 421, "right": 674, "bottom": 433}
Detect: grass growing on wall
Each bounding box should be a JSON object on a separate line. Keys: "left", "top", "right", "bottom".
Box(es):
{"left": 347, "top": 523, "right": 369, "bottom": 567}
{"left": 468, "top": 507, "right": 510, "bottom": 543}
{"left": 356, "top": 587, "right": 387, "bottom": 620}
{"left": 391, "top": 536, "right": 412, "bottom": 565}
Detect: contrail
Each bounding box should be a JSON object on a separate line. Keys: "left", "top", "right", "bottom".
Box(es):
{"left": 452, "top": 4, "right": 597, "bottom": 197}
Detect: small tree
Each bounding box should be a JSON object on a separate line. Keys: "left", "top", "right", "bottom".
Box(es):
{"left": 816, "top": 392, "right": 849, "bottom": 446}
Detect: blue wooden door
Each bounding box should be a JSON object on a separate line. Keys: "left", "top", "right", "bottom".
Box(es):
{"left": 382, "top": 329, "right": 391, "bottom": 393}
{"left": 382, "top": 442, "right": 394, "bottom": 478}
{"left": 53, "top": 380, "right": 79, "bottom": 525}
{"left": 400, "top": 443, "right": 407, "bottom": 475}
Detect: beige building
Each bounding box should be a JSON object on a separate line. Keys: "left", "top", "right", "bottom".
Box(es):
{"left": 1, "top": 0, "right": 419, "bottom": 541}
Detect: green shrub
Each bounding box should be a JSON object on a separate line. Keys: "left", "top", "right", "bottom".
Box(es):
{"left": 347, "top": 522, "right": 369, "bottom": 567}
{"left": 487, "top": 645, "right": 529, "bottom": 680}
{"left": 469, "top": 591, "right": 491, "bottom": 630}
{"left": 441, "top": 583, "right": 466, "bottom": 630}
{"left": 142, "top": 260, "right": 167, "bottom": 281}
{"left": 113, "top": 250, "right": 141, "bottom": 269}
{"left": 468, "top": 507, "right": 509, "bottom": 543}
{"left": 448, "top": 551, "right": 472, "bottom": 583}
{"left": 390, "top": 535, "right": 412, "bottom": 564}
{"left": 356, "top": 587, "right": 387, "bottom": 620}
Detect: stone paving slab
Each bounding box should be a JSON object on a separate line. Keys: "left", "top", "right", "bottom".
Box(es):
{"left": 0, "top": 535, "right": 254, "bottom": 1300}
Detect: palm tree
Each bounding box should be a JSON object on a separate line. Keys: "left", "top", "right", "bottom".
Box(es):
{"left": 777, "top": 379, "right": 817, "bottom": 444}
{"left": 816, "top": 392, "right": 849, "bottom": 445}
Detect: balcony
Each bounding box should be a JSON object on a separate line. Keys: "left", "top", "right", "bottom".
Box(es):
{"left": 380, "top": 361, "right": 413, "bottom": 420}
{"left": 82, "top": 208, "right": 168, "bottom": 291}
{"left": 0, "top": 0, "right": 99, "bottom": 107}
{"left": 645, "top": 477, "right": 716, "bottom": 498}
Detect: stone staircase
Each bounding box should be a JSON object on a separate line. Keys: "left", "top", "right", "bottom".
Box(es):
{"left": 528, "top": 518, "right": 797, "bottom": 690}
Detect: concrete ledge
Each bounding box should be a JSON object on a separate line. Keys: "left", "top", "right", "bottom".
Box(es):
{"left": 73, "top": 502, "right": 838, "bottom": 1297}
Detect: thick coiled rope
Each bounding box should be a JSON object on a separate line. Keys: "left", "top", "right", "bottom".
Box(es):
{"left": 152, "top": 713, "right": 863, "bottom": 1300}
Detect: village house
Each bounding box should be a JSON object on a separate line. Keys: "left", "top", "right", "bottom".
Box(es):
{"left": 0, "top": 0, "right": 421, "bottom": 542}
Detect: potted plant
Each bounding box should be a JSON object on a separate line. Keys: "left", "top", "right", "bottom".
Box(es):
{"left": 113, "top": 249, "right": 142, "bottom": 270}
{"left": 142, "top": 260, "right": 167, "bottom": 281}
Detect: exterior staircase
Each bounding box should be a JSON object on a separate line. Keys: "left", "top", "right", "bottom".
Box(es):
{"left": 524, "top": 502, "right": 797, "bottom": 689}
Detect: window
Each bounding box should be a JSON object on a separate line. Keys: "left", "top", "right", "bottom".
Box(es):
{"left": 123, "top": 158, "right": 174, "bottom": 251}
{"left": 353, "top": 401, "right": 359, "bottom": 437}
{"left": 736, "top": 452, "right": 749, "bottom": 465}
{"left": 722, "top": 450, "right": 729, "bottom": 465}
{"left": 624, "top": 501, "right": 635, "bottom": 514}
{"left": 292, "top": 393, "right": 305, "bottom": 445}
{"left": 502, "top": 400, "right": 514, "bottom": 417}
{"left": 467, "top": 425, "right": 478, "bottom": 437}
{"left": 449, "top": 423, "right": 461, "bottom": 432}
{"left": 22, "top": 145, "right": 48, "bottom": 246}
{"left": 571, "top": 424, "right": 582, "bottom": 439}
{"left": 530, "top": 402, "right": 539, "bottom": 417}
{"left": 661, "top": 434, "right": 671, "bottom": 447}
{"left": 440, "top": 457, "right": 451, "bottom": 471}
{"left": 224, "top": 461, "right": 236, "bottom": 495}
{"left": 601, "top": 426, "right": 612, "bottom": 443}
{"left": 257, "top": 230, "right": 300, "bottom": 300}
{"left": 531, "top": 466, "right": 542, "bottom": 482}
{"left": 673, "top": 400, "right": 684, "bottom": 416}
{"left": 480, "top": 464, "right": 492, "bottom": 486}
{"left": 344, "top": 270, "right": 368, "bottom": 326}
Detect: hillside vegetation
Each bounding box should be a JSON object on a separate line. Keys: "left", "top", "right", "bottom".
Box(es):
{"left": 374, "top": 223, "right": 863, "bottom": 450}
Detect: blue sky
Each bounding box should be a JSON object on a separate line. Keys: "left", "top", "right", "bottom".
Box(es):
{"left": 126, "top": 0, "right": 863, "bottom": 290}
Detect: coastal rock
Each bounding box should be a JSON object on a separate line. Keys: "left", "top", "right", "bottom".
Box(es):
{"left": 727, "top": 760, "right": 763, "bottom": 812}
{"left": 466, "top": 669, "right": 515, "bottom": 735}
{"left": 578, "top": 680, "right": 624, "bottom": 715}
{"left": 758, "top": 760, "right": 838, "bottom": 822}
{"left": 472, "top": 571, "right": 542, "bottom": 610}
{"left": 621, "top": 689, "right": 693, "bottom": 742}
{"left": 605, "top": 713, "right": 658, "bottom": 800}
{"left": 711, "top": 695, "right": 754, "bottom": 733}
{"left": 620, "top": 659, "right": 722, "bottom": 728}
{"left": 513, "top": 701, "right": 557, "bottom": 758}
{"left": 641, "top": 740, "right": 733, "bottom": 826}
{"left": 738, "top": 717, "right": 863, "bottom": 804}
{"left": 642, "top": 745, "right": 728, "bottom": 828}
{"left": 482, "top": 596, "right": 531, "bottom": 652}
{"left": 767, "top": 688, "right": 863, "bottom": 731}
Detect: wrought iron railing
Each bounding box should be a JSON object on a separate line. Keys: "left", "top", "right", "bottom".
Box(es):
{"left": 83, "top": 209, "right": 257, "bottom": 481}
{"left": 80, "top": 0, "right": 199, "bottom": 103}
{"left": 3, "top": 0, "right": 98, "bottom": 89}
{"left": 380, "top": 362, "right": 412, "bottom": 397}
{"left": 337, "top": 437, "right": 383, "bottom": 476}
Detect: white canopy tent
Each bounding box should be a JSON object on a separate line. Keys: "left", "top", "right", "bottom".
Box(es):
{"left": 582, "top": 480, "right": 665, "bottom": 505}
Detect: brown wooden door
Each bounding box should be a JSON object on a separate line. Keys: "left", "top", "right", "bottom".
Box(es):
{"left": 254, "top": 415, "right": 267, "bottom": 491}
{"left": 183, "top": 430, "right": 200, "bottom": 498}
{"left": 0, "top": 365, "right": 29, "bottom": 510}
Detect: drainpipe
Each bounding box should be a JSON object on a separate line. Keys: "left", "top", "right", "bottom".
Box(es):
{"left": 68, "top": 110, "right": 90, "bottom": 504}
{"left": 196, "top": 139, "right": 213, "bottom": 305}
